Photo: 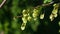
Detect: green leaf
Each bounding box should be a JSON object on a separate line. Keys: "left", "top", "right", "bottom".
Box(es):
{"left": 44, "top": 0, "right": 52, "bottom": 3}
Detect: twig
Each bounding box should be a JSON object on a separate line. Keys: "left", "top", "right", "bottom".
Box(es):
{"left": 0, "top": 0, "right": 6, "bottom": 8}
{"left": 34, "top": 1, "right": 60, "bottom": 9}
{"left": 42, "top": 1, "right": 54, "bottom": 6}
{"left": 34, "top": 1, "right": 54, "bottom": 9}
{"left": 14, "top": 15, "right": 22, "bottom": 18}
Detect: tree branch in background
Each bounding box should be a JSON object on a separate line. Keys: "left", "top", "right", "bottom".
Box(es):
{"left": 0, "top": 0, "right": 6, "bottom": 8}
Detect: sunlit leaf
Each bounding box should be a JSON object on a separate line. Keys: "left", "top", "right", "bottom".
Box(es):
{"left": 44, "top": 0, "right": 52, "bottom": 3}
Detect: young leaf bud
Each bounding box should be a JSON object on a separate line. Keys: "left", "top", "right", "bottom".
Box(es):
{"left": 52, "top": 9, "right": 58, "bottom": 14}
{"left": 22, "top": 17, "right": 27, "bottom": 23}
{"left": 40, "top": 14, "right": 44, "bottom": 19}
{"left": 21, "top": 23, "right": 26, "bottom": 30}
{"left": 27, "top": 16, "right": 32, "bottom": 21}
{"left": 54, "top": 14, "right": 57, "bottom": 18}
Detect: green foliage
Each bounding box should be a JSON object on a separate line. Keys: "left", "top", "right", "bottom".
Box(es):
{"left": 0, "top": 22, "right": 2, "bottom": 30}
{"left": 0, "top": 0, "right": 60, "bottom": 34}
{"left": 0, "top": 0, "right": 2, "bottom": 3}
{"left": 11, "top": 18, "right": 18, "bottom": 29}
{"left": 44, "top": 0, "right": 52, "bottom": 3}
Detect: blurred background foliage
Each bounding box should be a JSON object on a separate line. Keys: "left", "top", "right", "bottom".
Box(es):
{"left": 0, "top": 0, "right": 60, "bottom": 34}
